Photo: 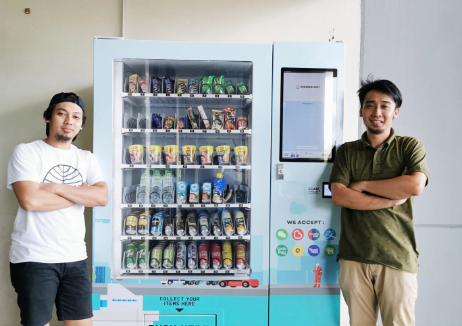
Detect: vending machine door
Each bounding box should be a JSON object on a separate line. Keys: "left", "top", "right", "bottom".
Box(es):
{"left": 269, "top": 42, "right": 345, "bottom": 326}
{"left": 92, "top": 39, "right": 272, "bottom": 326}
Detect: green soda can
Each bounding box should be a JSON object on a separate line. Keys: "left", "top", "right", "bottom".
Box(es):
{"left": 163, "top": 245, "right": 175, "bottom": 269}
{"left": 150, "top": 247, "right": 163, "bottom": 269}
{"left": 125, "top": 243, "right": 137, "bottom": 269}
{"left": 137, "top": 242, "right": 149, "bottom": 269}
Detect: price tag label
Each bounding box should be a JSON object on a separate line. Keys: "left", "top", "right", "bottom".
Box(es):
{"left": 225, "top": 270, "right": 230, "bottom": 274}
{"left": 128, "top": 129, "right": 133, "bottom": 132}
{"left": 240, "top": 130, "right": 244, "bottom": 133}
{"left": 202, "top": 94, "right": 206, "bottom": 97}
{"left": 153, "top": 129, "right": 157, "bottom": 133}
{"left": 190, "top": 130, "right": 195, "bottom": 133}
{"left": 176, "top": 270, "right": 181, "bottom": 274}
{"left": 188, "top": 270, "right": 192, "bottom": 273}
{"left": 188, "top": 237, "right": 193, "bottom": 240}
{"left": 227, "top": 130, "right": 231, "bottom": 133}
{"left": 127, "top": 204, "right": 133, "bottom": 207}
{"left": 126, "top": 269, "right": 130, "bottom": 273}
{"left": 153, "top": 93, "right": 158, "bottom": 97}
{"left": 166, "top": 129, "right": 170, "bottom": 133}
{"left": 238, "top": 236, "right": 243, "bottom": 239}
{"left": 228, "top": 94, "right": 232, "bottom": 98}
{"left": 165, "top": 165, "right": 170, "bottom": 168}
{"left": 218, "top": 165, "right": 223, "bottom": 169}
{"left": 163, "top": 270, "right": 168, "bottom": 273}
{"left": 178, "top": 204, "right": 182, "bottom": 208}
{"left": 190, "top": 204, "right": 194, "bottom": 208}
{"left": 141, "top": 237, "right": 145, "bottom": 240}
{"left": 202, "top": 130, "right": 207, "bottom": 133}
{"left": 201, "top": 204, "right": 205, "bottom": 208}
{"left": 214, "top": 270, "right": 218, "bottom": 274}
{"left": 163, "top": 237, "right": 168, "bottom": 240}
{"left": 146, "top": 164, "right": 151, "bottom": 168}
{"left": 214, "top": 237, "right": 218, "bottom": 240}
{"left": 129, "top": 164, "right": 134, "bottom": 167}
{"left": 178, "top": 130, "right": 183, "bottom": 133}
{"left": 225, "top": 204, "right": 230, "bottom": 207}
{"left": 239, "top": 204, "right": 243, "bottom": 207}
{"left": 183, "top": 165, "right": 187, "bottom": 169}
{"left": 214, "top": 204, "right": 218, "bottom": 207}
{"left": 128, "top": 93, "right": 132, "bottom": 96}
{"left": 151, "top": 205, "right": 156, "bottom": 208}
{"left": 139, "top": 205, "right": 143, "bottom": 208}
{"left": 200, "top": 165, "right": 205, "bottom": 169}
{"left": 215, "top": 95, "right": 219, "bottom": 98}
{"left": 151, "top": 270, "right": 156, "bottom": 274}
{"left": 240, "top": 95, "right": 245, "bottom": 99}
{"left": 235, "top": 166, "right": 239, "bottom": 169}
{"left": 215, "top": 130, "right": 219, "bottom": 133}
{"left": 166, "top": 93, "right": 170, "bottom": 97}
{"left": 163, "top": 204, "right": 168, "bottom": 208}
{"left": 138, "top": 270, "right": 144, "bottom": 273}
{"left": 178, "top": 93, "right": 182, "bottom": 97}
{"left": 127, "top": 237, "right": 132, "bottom": 240}
{"left": 190, "top": 94, "right": 194, "bottom": 97}
{"left": 140, "top": 93, "right": 145, "bottom": 96}
{"left": 201, "top": 237, "right": 205, "bottom": 240}
{"left": 176, "top": 237, "right": 181, "bottom": 240}
{"left": 152, "top": 236, "right": 157, "bottom": 240}
{"left": 226, "top": 236, "right": 230, "bottom": 240}
{"left": 201, "top": 270, "right": 205, "bottom": 274}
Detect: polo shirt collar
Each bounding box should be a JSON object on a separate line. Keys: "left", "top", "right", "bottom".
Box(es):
{"left": 361, "top": 128, "right": 396, "bottom": 149}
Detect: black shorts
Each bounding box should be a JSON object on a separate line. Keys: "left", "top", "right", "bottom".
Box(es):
{"left": 10, "top": 258, "right": 93, "bottom": 326}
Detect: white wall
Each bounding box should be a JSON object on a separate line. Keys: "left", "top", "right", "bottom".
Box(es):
{"left": 361, "top": 0, "right": 462, "bottom": 325}
{"left": 1, "top": 1, "right": 360, "bottom": 325}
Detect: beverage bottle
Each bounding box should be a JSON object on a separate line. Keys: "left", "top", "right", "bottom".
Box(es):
{"left": 162, "top": 169, "right": 175, "bottom": 204}
{"left": 150, "top": 169, "right": 162, "bottom": 204}
{"left": 137, "top": 169, "right": 152, "bottom": 204}
{"left": 212, "top": 173, "right": 226, "bottom": 204}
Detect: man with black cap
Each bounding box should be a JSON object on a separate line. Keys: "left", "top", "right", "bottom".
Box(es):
{"left": 7, "top": 92, "right": 108, "bottom": 326}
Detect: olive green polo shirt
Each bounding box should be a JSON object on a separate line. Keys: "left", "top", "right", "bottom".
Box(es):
{"left": 329, "top": 129, "right": 430, "bottom": 273}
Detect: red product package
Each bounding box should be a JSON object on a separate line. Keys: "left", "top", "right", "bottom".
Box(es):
{"left": 237, "top": 116, "right": 248, "bottom": 130}
{"left": 223, "top": 107, "right": 236, "bottom": 130}
{"left": 138, "top": 79, "right": 149, "bottom": 93}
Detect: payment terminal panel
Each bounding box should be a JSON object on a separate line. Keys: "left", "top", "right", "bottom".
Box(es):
{"left": 269, "top": 42, "right": 345, "bottom": 326}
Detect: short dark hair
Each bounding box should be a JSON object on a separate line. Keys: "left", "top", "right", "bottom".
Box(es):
{"left": 43, "top": 93, "right": 87, "bottom": 142}
{"left": 358, "top": 77, "right": 402, "bottom": 109}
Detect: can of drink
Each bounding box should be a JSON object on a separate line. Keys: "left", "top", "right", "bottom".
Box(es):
{"left": 175, "top": 211, "right": 185, "bottom": 236}
{"left": 211, "top": 243, "right": 222, "bottom": 269}
{"left": 137, "top": 242, "right": 149, "bottom": 269}
{"left": 150, "top": 247, "right": 163, "bottom": 269}
{"left": 163, "top": 245, "right": 175, "bottom": 269}
{"left": 187, "top": 242, "right": 197, "bottom": 269}
{"left": 222, "top": 241, "right": 233, "bottom": 269}
{"left": 137, "top": 211, "right": 149, "bottom": 235}
{"left": 150, "top": 212, "right": 164, "bottom": 236}
{"left": 198, "top": 211, "right": 210, "bottom": 236}
{"left": 234, "top": 211, "right": 247, "bottom": 235}
{"left": 125, "top": 243, "right": 137, "bottom": 269}
{"left": 125, "top": 214, "right": 138, "bottom": 235}
{"left": 198, "top": 242, "right": 209, "bottom": 269}
{"left": 187, "top": 211, "right": 197, "bottom": 236}
{"left": 164, "top": 210, "right": 173, "bottom": 236}
{"left": 212, "top": 213, "right": 222, "bottom": 236}
{"left": 176, "top": 241, "right": 186, "bottom": 269}
{"left": 222, "top": 209, "right": 234, "bottom": 236}
{"left": 235, "top": 242, "right": 246, "bottom": 270}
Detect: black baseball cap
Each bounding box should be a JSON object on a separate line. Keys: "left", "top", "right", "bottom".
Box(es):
{"left": 48, "top": 92, "right": 85, "bottom": 114}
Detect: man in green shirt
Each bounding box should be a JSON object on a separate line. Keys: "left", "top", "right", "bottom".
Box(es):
{"left": 329, "top": 79, "right": 429, "bottom": 326}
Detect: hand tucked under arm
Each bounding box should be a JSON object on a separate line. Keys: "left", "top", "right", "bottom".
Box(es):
{"left": 348, "top": 172, "right": 427, "bottom": 200}
{"left": 12, "top": 181, "right": 76, "bottom": 212}
{"left": 331, "top": 182, "right": 406, "bottom": 210}
{"left": 40, "top": 181, "right": 108, "bottom": 207}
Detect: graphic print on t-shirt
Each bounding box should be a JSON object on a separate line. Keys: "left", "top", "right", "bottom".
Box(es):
{"left": 43, "top": 164, "right": 83, "bottom": 186}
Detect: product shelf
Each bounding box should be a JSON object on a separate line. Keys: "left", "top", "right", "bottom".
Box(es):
{"left": 120, "top": 235, "right": 251, "bottom": 241}
{"left": 121, "top": 93, "right": 252, "bottom": 107}
{"left": 121, "top": 128, "right": 251, "bottom": 135}
{"left": 121, "top": 203, "right": 251, "bottom": 209}
{"left": 122, "top": 268, "right": 251, "bottom": 276}
{"left": 121, "top": 164, "right": 251, "bottom": 170}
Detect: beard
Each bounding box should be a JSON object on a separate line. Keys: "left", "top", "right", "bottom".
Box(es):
{"left": 55, "top": 133, "right": 72, "bottom": 142}
{"left": 367, "top": 126, "right": 385, "bottom": 135}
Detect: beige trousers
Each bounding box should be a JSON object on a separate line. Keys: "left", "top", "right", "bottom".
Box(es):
{"left": 338, "top": 259, "right": 418, "bottom": 326}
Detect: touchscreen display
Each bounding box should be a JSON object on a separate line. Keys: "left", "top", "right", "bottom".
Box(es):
{"left": 280, "top": 68, "right": 337, "bottom": 162}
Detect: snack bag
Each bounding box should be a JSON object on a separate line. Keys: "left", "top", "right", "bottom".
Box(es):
{"left": 176, "top": 79, "right": 188, "bottom": 94}
{"left": 177, "top": 116, "right": 187, "bottom": 129}
{"left": 163, "top": 116, "right": 175, "bottom": 129}
{"left": 186, "top": 107, "right": 199, "bottom": 129}
{"left": 237, "top": 116, "right": 248, "bottom": 130}
{"left": 197, "top": 105, "right": 210, "bottom": 129}
{"left": 213, "top": 75, "right": 224, "bottom": 86}
{"left": 152, "top": 76, "right": 162, "bottom": 93}
{"left": 164, "top": 76, "right": 174, "bottom": 93}
{"left": 212, "top": 110, "right": 224, "bottom": 130}
{"left": 151, "top": 113, "right": 162, "bottom": 129}
{"left": 201, "top": 83, "right": 212, "bottom": 94}
{"left": 237, "top": 81, "right": 248, "bottom": 94}
{"left": 213, "top": 84, "right": 224, "bottom": 94}
{"left": 224, "top": 81, "right": 235, "bottom": 94}
{"left": 139, "top": 79, "right": 149, "bottom": 93}
{"left": 188, "top": 79, "right": 199, "bottom": 94}
{"left": 129, "top": 74, "right": 139, "bottom": 93}
{"left": 223, "top": 107, "right": 236, "bottom": 130}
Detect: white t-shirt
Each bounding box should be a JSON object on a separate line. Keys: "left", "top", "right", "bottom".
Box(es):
{"left": 7, "top": 140, "right": 105, "bottom": 263}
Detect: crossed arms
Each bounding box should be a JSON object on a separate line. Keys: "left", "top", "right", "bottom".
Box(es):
{"left": 331, "top": 171, "right": 427, "bottom": 211}
{"left": 12, "top": 181, "right": 108, "bottom": 212}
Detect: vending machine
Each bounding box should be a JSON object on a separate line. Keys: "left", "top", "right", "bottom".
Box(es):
{"left": 269, "top": 42, "right": 345, "bottom": 326}
{"left": 91, "top": 39, "right": 272, "bottom": 326}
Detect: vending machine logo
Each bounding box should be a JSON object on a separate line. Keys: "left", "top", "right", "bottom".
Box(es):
{"left": 276, "top": 229, "right": 288, "bottom": 240}
{"left": 308, "top": 229, "right": 320, "bottom": 240}
{"left": 276, "top": 245, "right": 288, "bottom": 257}
{"left": 292, "top": 229, "right": 304, "bottom": 241}
{"left": 324, "top": 229, "right": 337, "bottom": 240}
{"left": 292, "top": 245, "right": 304, "bottom": 257}
{"left": 324, "top": 245, "right": 336, "bottom": 257}
{"left": 308, "top": 245, "right": 320, "bottom": 257}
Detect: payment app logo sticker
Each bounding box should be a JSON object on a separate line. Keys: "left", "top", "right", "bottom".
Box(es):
{"left": 324, "top": 245, "right": 336, "bottom": 257}
{"left": 308, "top": 245, "right": 320, "bottom": 257}
{"left": 292, "top": 229, "right": 304, "bottom": 241}
{"left": 324, "top": 229, "right": 337, "bottom": 240}
{"left": 276, "top": 229, "right": 288, "bottom": 240}
{"left": 292, "top": 245, "right": 304, "bottom": 257}
{"left": 276, "top": 245, "right": 288, "bottom": 257}
{"left": 308, "top": 229, "right": 320, "bottom": 241}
